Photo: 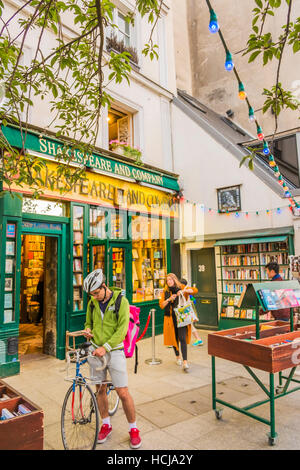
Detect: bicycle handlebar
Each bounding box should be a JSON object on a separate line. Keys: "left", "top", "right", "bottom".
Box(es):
{"left": 66, "top": 348, "right": 108, "bottom": 372}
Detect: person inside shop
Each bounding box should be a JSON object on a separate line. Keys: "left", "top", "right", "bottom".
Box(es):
{"left": 35, "top": 271, "right": 44, "bottom": 326}
{"left": 159, "top": 273, "right": 198, "bottom": 372}
{"left": 180, "top": 279, "right": 203, "bottom": 346}
{"left": 82, "top": 269, "right": 141, "bottom": 449}
{"left": 261, "top": 261, "right": 291, "bottom": 322}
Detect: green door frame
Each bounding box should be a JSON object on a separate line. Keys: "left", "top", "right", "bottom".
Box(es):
{"left": 88, "top": 239, "right": 132, "bottom": 302}
{"left": 21, "top": 220, "right": 67, "bottom": 360}
{"left": 109, "top": 240, "right": 132, "bottom": 302}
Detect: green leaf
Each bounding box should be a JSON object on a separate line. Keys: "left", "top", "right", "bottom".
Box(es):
{"left": 248, "top": 50, "right": 261, "bottom": 62}
{"left": 255, "top": 0, "right": 263, "bottom": 8}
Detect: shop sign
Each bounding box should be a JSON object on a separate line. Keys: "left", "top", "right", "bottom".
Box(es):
{"left": 2, "top": 124, "right": 180, "bottom": 191}
{"left": 8, "top": 161, "right": 179, "bottom": 218}
{"left": 22, "top": 221, "right": 62, "bottom": 232}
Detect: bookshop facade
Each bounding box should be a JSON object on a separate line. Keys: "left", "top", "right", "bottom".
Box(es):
{"left": 0, "top": 125, "right": 179, "bottom": 378}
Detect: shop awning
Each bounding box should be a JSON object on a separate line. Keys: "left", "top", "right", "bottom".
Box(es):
{"left": 214, "top": 235, "right": 288, "bottom": 246}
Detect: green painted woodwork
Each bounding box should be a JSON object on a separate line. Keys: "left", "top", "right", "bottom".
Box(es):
{"left": 215, "top": 234, "right": 293, "bottom": 246}
{"left": 2, "top": 123, "right": 179, "bottom": 191}
{"left": 191, "top": 248, "right": 218, "bottom": 328}
{"left": 0, "top": 192, "right": 22, "bottom": 217}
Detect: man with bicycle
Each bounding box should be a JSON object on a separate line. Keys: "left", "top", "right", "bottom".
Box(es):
{"left": 83, "top": 269, "right": 142, "bottom": 449}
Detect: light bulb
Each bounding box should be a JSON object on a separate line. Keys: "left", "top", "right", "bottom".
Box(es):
{"left": 238, "top": 82, "right": 246, "bottom": 100}
{"left": 225, "top": 52, "right": 234, "bottom": 71}
{"left": 263, "top": 141, "right": 270, "bottom": 155}
{"left": 209, "top": 10, "right": 219, "bottom": 33}
{"left": 248, "top": 107, "right": 255, "bottom": 122}
{"left": 257, "top": 125, "right": 264, "bottom": 141}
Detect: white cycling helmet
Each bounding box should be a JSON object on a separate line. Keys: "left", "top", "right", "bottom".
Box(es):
{"left": 83, "top": 269, "right": 105, "bottom": 293}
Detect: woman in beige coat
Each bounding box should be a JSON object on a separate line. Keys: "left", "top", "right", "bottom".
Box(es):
{"left": 159, "top": 273, "right": 198, "bottom": 372}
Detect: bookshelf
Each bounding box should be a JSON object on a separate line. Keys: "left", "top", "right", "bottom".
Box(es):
{"left": 219, "top": 239, "right": 290, "bottom": 323}
{"left": 20, "top": 234, "right": 45, "bottom": 322}
{"left": 72, "top": 206, "right": 84, "bottom": 312}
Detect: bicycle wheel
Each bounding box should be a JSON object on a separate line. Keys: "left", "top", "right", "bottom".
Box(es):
{"left": 107, "top": 383, "right": 120, "bottom": 416}
{"left": 61, "top": 383, "right": 99, "bottom": 450}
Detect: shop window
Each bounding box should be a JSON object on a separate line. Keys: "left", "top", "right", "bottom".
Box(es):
{"left": 90, "top": 206, "right": 107, "bottom": 238}
{"left": 4, "top": 222, "right": 17, "bottom": 323}
{"left": 72, "top": 206, "right": 84, "bottom": 312}
{"left": 108, "top": 108, "right": 133, "bottom": 148}
{"left": 111, "top": 210, "right": 126, "bottom": 239}
{"left": 132, "top": 215, "right": 167, "bottom": 303}
{"left": 22, "top": 197, "right": 67, "bottom": 217}
{"left": 112, "top": 247, "right": 126, "bottom": 291}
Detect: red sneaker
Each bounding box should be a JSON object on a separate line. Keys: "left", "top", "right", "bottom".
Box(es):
{"left": 129, "top": 428, "right": 141, "bottom": 449}
{"left": 97, "top": 424, "right": 112, "bottom": 443}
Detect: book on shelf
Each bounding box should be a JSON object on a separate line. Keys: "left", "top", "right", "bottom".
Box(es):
{"left": 73, "top": 259, "right": 82, "bottom": 272}
{"left": 226, "top": 306, "right": 234, "bottom": 318}
{"left": 246, "top": 309, "right": 254, "bottom": 319}
{"left": 234, "top": 309, "right": 240, "bottom": 318}
{"left": 73, "top": 232, "right": 83, "bottom": 243}
{"left": 240, "top": 309, "right": 246, "bottom": 319}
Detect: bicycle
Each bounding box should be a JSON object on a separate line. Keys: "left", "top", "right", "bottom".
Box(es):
{"left": 61, "top": 341, "right": 120, "bottom": 450}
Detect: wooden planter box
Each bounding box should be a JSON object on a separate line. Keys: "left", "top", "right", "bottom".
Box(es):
{"left": 208, "top": 321, "right": 300, "bottom": 373}
{"left": 0, "top": 380, "right": 43, "bottom": 450}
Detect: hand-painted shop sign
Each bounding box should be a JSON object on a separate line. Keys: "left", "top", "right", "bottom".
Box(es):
{"left": 22, "top": 221, "right": 62, "bottom": 232}
{"left": 2, "top": 124, "right": 179, "bottom": 191}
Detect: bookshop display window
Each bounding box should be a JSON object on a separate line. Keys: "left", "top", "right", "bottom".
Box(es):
{"left": 111, "top": 211, "right": 126, "bottom": 239}
{"left": 4, "top": 222, "right": 17, "bottom": 323}
{"left": 90, "top": 206, "right": 107, "bottom": 239}
{"left": 132, "top": 215, "right": 167, "bottom": 303}
{"left": 73, "top": 206, "right": 84, "bottom": 312}
{"left": 112, "top": 247, "right": 126, "bottom": 290}
{"left": 92, "top": 245, "right": 106, "bottom": 273}
{"left": 219, "top": 238, "right": 290, "bottom": 321}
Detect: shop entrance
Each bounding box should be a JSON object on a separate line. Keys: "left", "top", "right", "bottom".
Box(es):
{"left": 89, "top": 240, "right": 132, "bottom": 300}
{"left": 19, "top": 234, "right": 59, "bottom": 357}
{"left": 191, "top": 248, "right": 218, "bottom": 329}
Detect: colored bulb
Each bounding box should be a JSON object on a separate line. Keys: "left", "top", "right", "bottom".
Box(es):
{"left": 225, "top": 52, "right": 234, "bottom": 71}
{"left": 209, "top": 10, "right": 219, "bottom": 33}
{"left": 277, "top": 208, "right": 281, "bottom": 214}
{"left": 238, "top": 82, "right": 246, "bottom": 100}
{"left": 263, "top": 141, "right": 270, "bottom": 155}
{"left": 248, "top": 107, "right": 255, "bottom": 122}
{"left": 257, "top": 125, "right": 264, "bottom": 140}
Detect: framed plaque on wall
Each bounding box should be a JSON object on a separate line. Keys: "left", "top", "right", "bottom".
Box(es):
{"left": 217, "top": 185, "right": 241, "bottom": 213}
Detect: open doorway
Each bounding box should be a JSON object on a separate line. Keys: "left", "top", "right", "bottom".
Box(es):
{"left": 19, "top": 234, "right": 58, "bottom": 358}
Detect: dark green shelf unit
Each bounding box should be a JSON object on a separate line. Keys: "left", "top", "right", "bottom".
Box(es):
{"left": 216, "top": 236, "right": 293, "bottom": 328}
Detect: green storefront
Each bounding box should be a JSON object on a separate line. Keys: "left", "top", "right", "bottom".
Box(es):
{"left": 0, "top": 124, "right": 180, "bottom": 378}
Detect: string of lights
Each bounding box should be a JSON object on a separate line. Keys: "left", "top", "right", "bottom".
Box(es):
{"left": 205, "top": 0, "right": 299, "bottom": 210}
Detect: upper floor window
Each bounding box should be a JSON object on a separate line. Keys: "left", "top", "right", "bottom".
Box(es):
{"left": 117, "top": 12, "right": 130, "bottom": 48}
{"left": 106, "top": 8, "right": 138, "bottom": 66}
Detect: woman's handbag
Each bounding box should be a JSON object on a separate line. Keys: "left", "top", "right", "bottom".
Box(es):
{"left": 174, "top": 292, "right": 194, "bottom": 328}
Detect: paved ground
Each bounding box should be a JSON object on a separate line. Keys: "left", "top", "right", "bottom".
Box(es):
{"left": 4, "top": 330, "right": 300, "bottom": 450}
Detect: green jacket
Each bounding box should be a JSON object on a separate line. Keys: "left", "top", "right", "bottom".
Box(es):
{"left": 84, "top": 288, "right": 129, "bottom": 353}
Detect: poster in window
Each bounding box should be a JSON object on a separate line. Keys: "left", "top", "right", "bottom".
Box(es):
{"left": 6, "top": 224, "right": 16, "bottom": 238}
{"left": 6, "top": 241, "right": 15, "bottom": 256}
{"left": 4, "top": 293, "right": 13, "bottom": 309}
{"left": 217, "top": 185, "right": 241, "bottom": 213}
{"left": 5, "top": 259, "right": 14, "bottom": 274}
{"left": 5, "top": 278, "right": 13, "bottom": 292}
{"left": 4, "top": 310, "right": 13, "bottom": 323}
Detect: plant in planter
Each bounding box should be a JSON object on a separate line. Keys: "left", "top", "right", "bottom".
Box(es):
{"left": 109, "top": 140, "right": 142, "bottom": 165}
{"left": 106, "top": 34, "right": 139, "bottom": 66}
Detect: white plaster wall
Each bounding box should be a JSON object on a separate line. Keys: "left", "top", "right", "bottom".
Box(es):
{"left": 3, "top": 0, "right": 177, "bottom": 172}
{"left": 171, "top": 103, "right": 295, "bottom": 236}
